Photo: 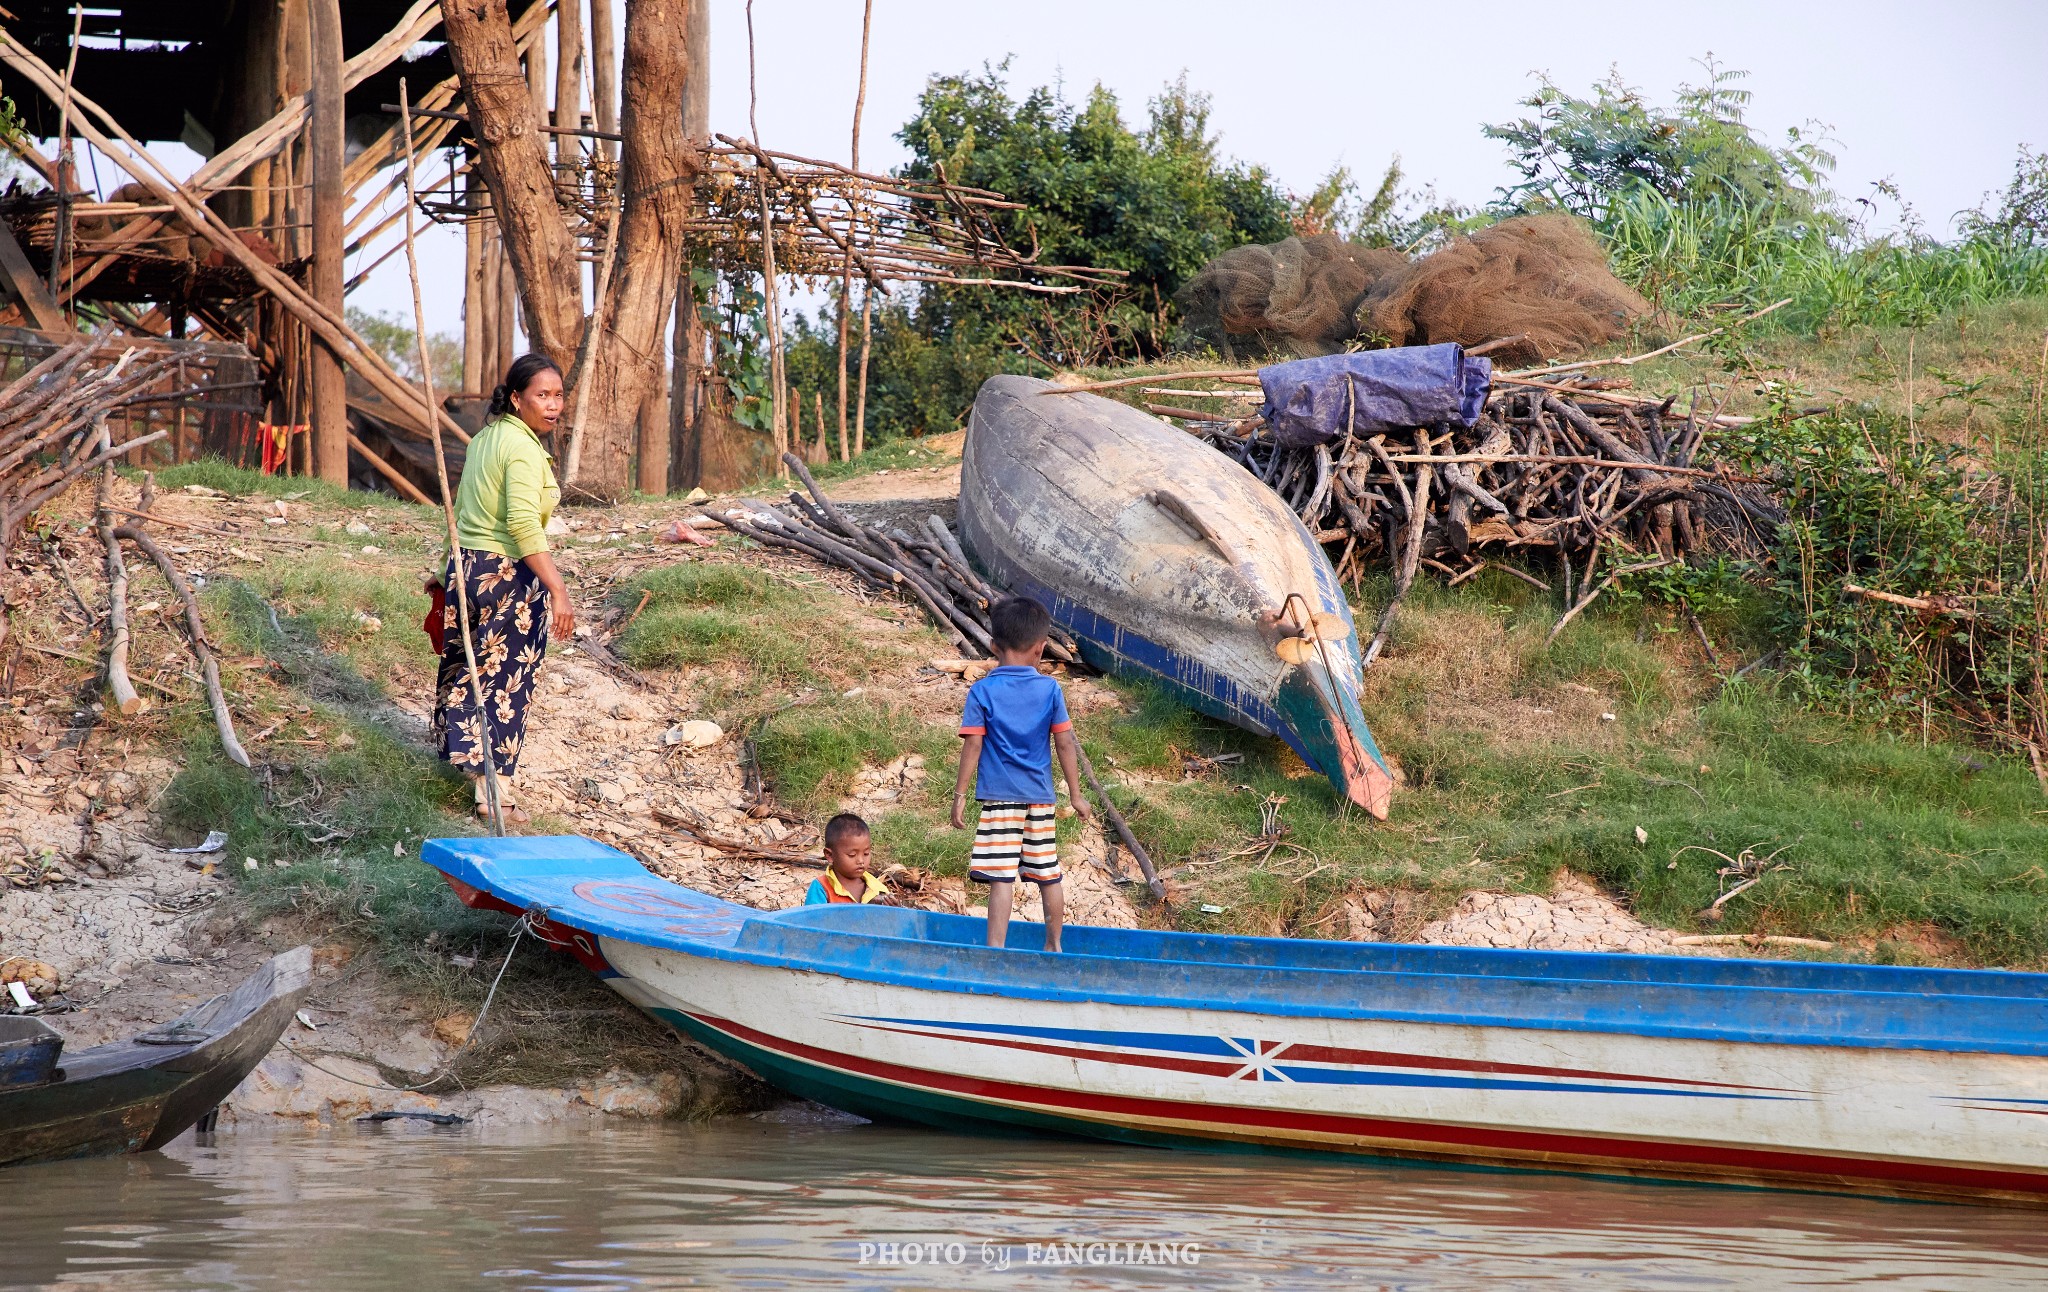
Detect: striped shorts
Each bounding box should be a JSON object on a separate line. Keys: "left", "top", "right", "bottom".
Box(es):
{"left": 969, "top": 802, "right": 1062, "bottom": 886}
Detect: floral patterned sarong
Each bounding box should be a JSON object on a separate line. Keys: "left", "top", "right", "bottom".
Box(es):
{"left": 430, "top": 548, "right": 550, "bottom": 777}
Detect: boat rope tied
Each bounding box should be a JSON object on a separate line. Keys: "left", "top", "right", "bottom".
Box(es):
{"left": 275, "top": 906, "right": 542, "bottom": 1094}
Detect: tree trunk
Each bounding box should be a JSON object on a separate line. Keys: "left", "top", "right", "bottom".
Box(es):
{"left": 444, "top": 0, "right": 696, "bottom": 499}
{"left": 443, "top": 0, "right": 581, "bottom": 369}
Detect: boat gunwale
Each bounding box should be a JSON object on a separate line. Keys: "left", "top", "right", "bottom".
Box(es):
{"left": 424, "top": 838, "right": 2048, "bottom": 1059}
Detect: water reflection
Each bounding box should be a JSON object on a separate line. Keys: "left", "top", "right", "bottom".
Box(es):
{"left": 6, "top": 1118, "right": 2047, "bottom": 1290}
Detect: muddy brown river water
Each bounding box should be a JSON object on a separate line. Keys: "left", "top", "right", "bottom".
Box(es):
{"left": 7, "top": 1118, "right": 2048, "bottom": 1290}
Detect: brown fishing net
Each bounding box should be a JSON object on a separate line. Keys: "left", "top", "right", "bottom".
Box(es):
{"left": 1175, "top": 233, "right": 1407, "bottom": 359}
{"left": 1364, "top": 215, "right": 1650, "bottom": 365}
{"left": 1175, "top": 215, "right": 1649, "bottom": 365}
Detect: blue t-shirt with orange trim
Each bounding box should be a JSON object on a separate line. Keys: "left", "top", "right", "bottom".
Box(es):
{"left": 959, "top": 665, "right": 1071, "bottom": 804}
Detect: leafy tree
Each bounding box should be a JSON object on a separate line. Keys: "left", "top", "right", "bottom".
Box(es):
{"left": 782, "top": 67, "right": 1294, "bottom": 442}
{"left": 345, "top": 306, "right": 461, "bottom": 392}
{"left": 1483, "top": 61, "right": 1836, "bottom": 224}
{"left": 1962, "top": 145, "right": 2048, "bottom": 248}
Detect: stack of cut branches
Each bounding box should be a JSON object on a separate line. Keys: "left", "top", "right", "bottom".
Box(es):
{"left": 1189, "top": 380, "right": 1787, "bottom": 658}
{"left": 0, "top": 338, "right": 193, "bottom": 551}
{"left": 714, "top": 453, "right": 1077, "bottom": 664}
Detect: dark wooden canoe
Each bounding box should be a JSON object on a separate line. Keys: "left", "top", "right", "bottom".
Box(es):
{"left": 0, "top": 946, "right": 311, "bottom": 1167}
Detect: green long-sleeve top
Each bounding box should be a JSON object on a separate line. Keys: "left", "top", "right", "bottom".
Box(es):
{"left": 454, "top": 414, "right": 560, "bottom": 559}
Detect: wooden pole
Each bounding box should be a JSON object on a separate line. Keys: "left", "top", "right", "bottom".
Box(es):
{"left": 835, "top": 0, "right": 873, "bottom": 462}
{"left": 589, "top": 0, "right": 618, "bottom": 164}
{"left": 94, "top": 421, "right": 141, "bottom": 717}
{"left": 553, "top": 0, "right": 585, "bottom": 173}
{"left": 308, "top": 0, "right": 348, "bottom": 486}
{"left": 463, "top": 186, "right": 486, "bottom": 394}
{"left": 48, "top": 1, "right": 83, "bottom": 309}
{"left": 561, "top": 184, "right": 623, "bottom": 488}
{"left": 402, "top": 80, "right": 504, "bottom": 837}
{"left": 854, "top": 282, "right": 872, "bottom": 456}
{"left": 669, "top": 0, "right": 710, "bottom": 490}
{"left": 746, "top": 0, "right": 787, "bottom": 475}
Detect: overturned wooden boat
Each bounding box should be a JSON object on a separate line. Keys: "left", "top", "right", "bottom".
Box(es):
{"left": 959, "top": 374, "right": 1394, "bottom": 816}
{"left": 428, "top": 836, "right": 2048, "bottom": 1206}
{"left": 0, "top": 946, "right": 310, "bottom": 1168}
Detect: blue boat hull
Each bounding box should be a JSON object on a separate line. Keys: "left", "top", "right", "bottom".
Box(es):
{"left": 425, "top": 836, "right": 2048, "bottom": 1206}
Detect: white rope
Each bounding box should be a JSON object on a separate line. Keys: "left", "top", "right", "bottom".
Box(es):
{"left": 276, "top": 909, "right": 535, "bottom": 1094}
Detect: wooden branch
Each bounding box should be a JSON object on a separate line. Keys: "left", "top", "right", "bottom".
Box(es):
{"left": 92, "top": 425, "right": 140, "bottom": 715}
{"left": 112, "top": 525, "right": 247, "bottom": 766}
{"left": 1075, "top": 745, "right": 1167, "bottom": 902}
{"left": 1042, "top": 368, "right": 1259, "bottom": 395}
{"left": 1500, "top": 298, "right": 1794, "bottom": 380}
{"left": 1547, "top": 557, "right": 1676, "bottom": 645}
{"left": 1842, "top": 583, "right": 1979, "bottom": 621}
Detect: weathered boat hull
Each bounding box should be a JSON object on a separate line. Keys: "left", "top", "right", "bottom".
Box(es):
{"left": 0, "top": 947, "right": 311, "bottom": 1168}
{"left": 428, "top": 837, "right": 2048, "bottom": 1206}
{"left": 959, "top": 374, "right": 1393, "bottom": 816}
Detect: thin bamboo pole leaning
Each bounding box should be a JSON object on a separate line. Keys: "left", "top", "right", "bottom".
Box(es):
{"left": 744, "top": 0, "right": 787, "bottom": 475}
{"left": 401, "top": 80, "right": 504, "bottom": 837}
{"left": 114, "top": 524, "right": 247, "bottom": 766}
{"left": 835, "top": 0, "right": 874, "bottom": 462}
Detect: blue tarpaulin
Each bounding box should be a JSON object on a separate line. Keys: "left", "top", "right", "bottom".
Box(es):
{"left": 1258, "top": 344, "right": 1492, "bottom": 449}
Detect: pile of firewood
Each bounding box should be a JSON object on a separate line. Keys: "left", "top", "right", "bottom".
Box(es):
{"left": 0, "top": 339, "right": 195, "bottom": 552}
{"left": 1199, "top": 379, "right": 1786, "bottom": 659}
{"left": 714, "top": 452, "right": 1079, "bottom": 664}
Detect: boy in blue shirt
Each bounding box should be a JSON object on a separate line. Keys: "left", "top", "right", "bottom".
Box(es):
{"left": 949, "top": 597, "right": 1093, "bottom": 951}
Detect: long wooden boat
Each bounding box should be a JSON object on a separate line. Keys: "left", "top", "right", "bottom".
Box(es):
{"left": 0, "top": 946, "right": 311, "bottom": 1167}
{"left": 959, "top": 374, "right": 1396, "bottom": 817}
{"left": 426, "top": 836, "right": 2048, "bottom": 1206}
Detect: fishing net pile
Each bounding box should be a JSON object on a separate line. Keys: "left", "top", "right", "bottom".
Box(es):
{"left": 1177, "top": 215, "right": 1650, "bottom": 366}
{"left": 1176, "top": 233, "right": 1407, "bottom": 359}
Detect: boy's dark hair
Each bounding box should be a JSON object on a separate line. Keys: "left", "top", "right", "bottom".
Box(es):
{"left": 823, "top": 813, "right": 870, "bottom": 850}
{"left": 989, "top": 596, "right": 1052, "bottom": 652}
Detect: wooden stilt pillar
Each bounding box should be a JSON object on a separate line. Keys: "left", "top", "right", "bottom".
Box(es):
{"left": 589, "top": 0, "right": 618, "bottom": 164}
{"left": 464, "top": 186, "right": 486, "bottom": 393}
{"left": 307, "top": 0, "right": 348, "bottom": 485}
{"left": 669, "top": 0, "right": 710, "bottom": 490}
{"left": 495, "top": 230, "right": 518, "bottom": 377}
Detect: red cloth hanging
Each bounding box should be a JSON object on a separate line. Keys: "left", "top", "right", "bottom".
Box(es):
{"left": 258, "top": 422, "right": 308, "bottom": 475}
{"left": 423, "top": 577, "right": 447, "bottom": 655}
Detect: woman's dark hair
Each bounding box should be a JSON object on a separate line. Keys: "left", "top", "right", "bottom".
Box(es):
{"left": 487, "top": 352, "right": 563, "bottom": 418}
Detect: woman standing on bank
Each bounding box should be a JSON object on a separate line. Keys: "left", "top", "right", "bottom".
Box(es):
{"left": 431, "top": 353, "right": 574, "bottom": 825}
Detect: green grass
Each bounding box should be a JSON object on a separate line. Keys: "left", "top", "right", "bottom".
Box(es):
{"left": 1067, "top": 590, "right": 2048, "bottom": 965}
{"left": 614, "top": 557, "right": 926, "bottom": 696}
{"left": 207, "top": 555, "right": 439, "bottom": 686}
{"left": 144, "top": 459, "right": 429, "bottom": 511}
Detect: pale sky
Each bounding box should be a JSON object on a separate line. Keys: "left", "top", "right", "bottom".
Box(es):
{"left": 87, "top": 2, "right": 2048, "bottom": 375}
